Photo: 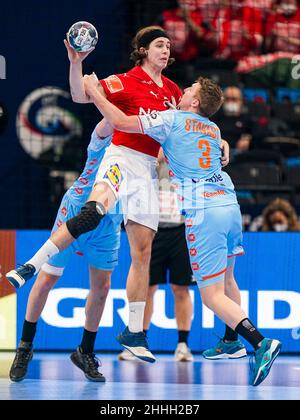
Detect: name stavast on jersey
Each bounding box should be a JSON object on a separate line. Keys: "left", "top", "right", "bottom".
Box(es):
{"left": 99, "top": 404, "right": 135, "bottom": 418}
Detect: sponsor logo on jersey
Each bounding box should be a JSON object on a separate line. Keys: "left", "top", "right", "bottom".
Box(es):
{"left": 205, "top": 173, "right": 224, "bottom": 183}
{"left": 203, "top": 190, "right": 226, "bottom": 198}
{"left": 104, "top": 164, "right": 122, "bottom": 192}
{"left": 104, "top": 75, "right": 124, "bottom": 94}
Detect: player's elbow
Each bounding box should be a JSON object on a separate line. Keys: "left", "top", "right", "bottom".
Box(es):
{"left": 113, "top": 117, "right": 130, "bottom": 132}
{"left": 71, "top": 92, "right": 90, "bottom": 104}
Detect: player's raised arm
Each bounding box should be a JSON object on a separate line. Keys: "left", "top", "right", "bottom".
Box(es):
{"left": 64, "top": 31, "right": 106, "bottom": 104}
{"left": 83, "top": 74, "right": 142, "bottom": 133}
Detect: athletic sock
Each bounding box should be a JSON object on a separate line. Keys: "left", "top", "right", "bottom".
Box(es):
{"left": 128, "top": 302, "right": 146, "bottom": 333}
{"left": 235, "top": 318, "right": 264, "bottom": 350}
{"left": 80, "top": 329, "right": 97, "bottom": 354}
{"left": 26, "top": 239, "right": 59, "bottom": 274}
{"left": 178, "top": 330, "right": 190, "bottom": 345}
{"left": 21, "top": 320, "right": 37, "bottom": 344}
{"left": 223, "top": 325, "right": 238, "bottom": 343}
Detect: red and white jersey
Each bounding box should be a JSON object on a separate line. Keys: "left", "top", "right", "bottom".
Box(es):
{"left": 266, "top": 8, "right": 300, "bottom": 54}
{"left": 100, "top": 66, "right": 182, "bottom": 157}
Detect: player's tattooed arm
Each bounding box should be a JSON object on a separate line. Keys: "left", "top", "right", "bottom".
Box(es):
{"left": 83, "top": 74, "right": 142, "bottom": 134}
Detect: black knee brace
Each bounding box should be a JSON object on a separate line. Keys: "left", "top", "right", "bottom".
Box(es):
{"left": 66, "top": 201, "right": 106, "bottom": 239}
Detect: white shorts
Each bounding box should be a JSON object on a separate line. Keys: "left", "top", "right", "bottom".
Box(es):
{"left": 95, "top": 144, "right": 159, "bottom": 231}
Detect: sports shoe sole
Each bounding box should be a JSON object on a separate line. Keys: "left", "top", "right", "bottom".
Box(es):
{"left": 203, "top": 348, "right": 247, "bottom": 360}
{"left": 6, "top": 271, "right": 25, "bottom": 288}
{"left": 252, "top": 340, "right": 282, "bottom": 387}
{"left": 120, "top": 344, "right": 156, "bottom": 363}
{"left": 70, "top": 353, "right": 106, "bottom": 382}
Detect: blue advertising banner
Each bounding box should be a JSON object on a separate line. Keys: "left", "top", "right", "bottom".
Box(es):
{"left": 16, "top": 231, "right": 300, "bottom": 353}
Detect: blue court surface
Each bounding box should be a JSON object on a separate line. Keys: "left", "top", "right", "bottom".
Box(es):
{"left": 1, "top": 353, "right": 300, "bottom": 400}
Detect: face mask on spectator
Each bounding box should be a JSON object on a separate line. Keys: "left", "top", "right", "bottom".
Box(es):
{"left": 281, "top": 3, "right": 297, "bottom": 15}
{"left": 223, "top": 102, "right": 241, "bottom": 114}
{"left": 273, "top": 223, "right": 288, "bottom": 232}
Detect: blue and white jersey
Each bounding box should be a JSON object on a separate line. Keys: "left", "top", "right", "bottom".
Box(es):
{"left": 67, "top": 128, "right": 112, "bottom": 206}
{"left": 139, "top": 110, "right": 238, "bottom": 209}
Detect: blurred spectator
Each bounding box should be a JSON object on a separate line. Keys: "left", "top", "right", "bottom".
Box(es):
{"left": 156, "top": 0, "right": 214, "bottom": 62}
{"left": 265, "top": 0, "right": 300, "bottom": 54}
{"left": 215, "top": 86, "right": 253, "bottom": 153}
{"left": 197, "top": 0, "right": 220, "bottom": 21}
{"left": 261, "top": 197, "right": 300, "bottom": 231}
{"left": 244, "top": 0, "right": 274, "bottom": 10}
{"left": 211, "top": 0, "right": 264, "bottom": 61}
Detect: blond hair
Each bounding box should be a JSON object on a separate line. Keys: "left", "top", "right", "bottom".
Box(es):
{"left": 195, "top": 77, "right": 224, "bottom": 118}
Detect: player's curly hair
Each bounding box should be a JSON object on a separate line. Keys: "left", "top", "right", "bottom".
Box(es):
{"left": 195, "top": 77, "right": 224, "bottom": 118}
{"left": 130, "top": 26, "right": 175, "bottom": 67}
{"left": 262, "top": 198, "right": 300, "bottom": 232}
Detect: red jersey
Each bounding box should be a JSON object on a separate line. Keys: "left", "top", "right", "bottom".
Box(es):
{"left": 161, "top": 9, "right": 204, "bottom": 62}
{"left": 213, "top": 6, "right": 263, "bottom": 61}
{"left": 265, "top": 8, "right": 300, "bottom": 54}
{"left": 100, "top": 66, "right": 182, "bottom": 157}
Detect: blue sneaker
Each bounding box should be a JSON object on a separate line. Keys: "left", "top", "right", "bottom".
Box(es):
{"left": 251, "top": 338, "right": 282, "bottom": 387}
{"left": 6, "top": 264, "right": 36, "bottom": 289}
{"left": 203, "top": 339, "right": 247, "bottom": 360}
{"left": 116, "top": 327, "right": 156, "bottom": 363}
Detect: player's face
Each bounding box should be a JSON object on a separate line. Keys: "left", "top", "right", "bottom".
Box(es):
{"left": 178, "top": 83, "right": 200, "bottom": 110}
{"left": 146, "top": 38, "right": 171, "bottom": 70}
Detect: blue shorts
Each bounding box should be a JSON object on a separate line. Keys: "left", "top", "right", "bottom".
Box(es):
{"left": 42, "top": 194, "right": 121, "bottom": 276}
{"left": 184, "top": 204, "right": 244, "bottom": 289}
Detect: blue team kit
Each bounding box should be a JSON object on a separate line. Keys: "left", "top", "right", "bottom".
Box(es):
{"left": 139, "top": 110, "right": 245, "bottom": 288}
{"left": 48, "top": 129, "right": 122, "bottom": 272}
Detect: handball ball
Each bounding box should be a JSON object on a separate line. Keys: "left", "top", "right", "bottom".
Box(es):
{"left": 67, "top": 21, "right": 98, "bottom": 52}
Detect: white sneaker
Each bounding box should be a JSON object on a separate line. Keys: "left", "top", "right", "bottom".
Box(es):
{"left": 174, "top": 342, "right": 194, "bottom": 362}
{"left": 118, "top": 349, "right": 137, "bottom": 361}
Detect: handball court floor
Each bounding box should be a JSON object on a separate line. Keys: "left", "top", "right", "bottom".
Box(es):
{"left": 1, "top": 353, "right": 300, "bottom": 400}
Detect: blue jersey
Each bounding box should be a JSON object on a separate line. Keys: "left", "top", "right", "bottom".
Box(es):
{"left": 139, "top": 110, "right": 238, "bottom": 210}
{"left": 67, "top": 128, "right": 112, "bottom": 206}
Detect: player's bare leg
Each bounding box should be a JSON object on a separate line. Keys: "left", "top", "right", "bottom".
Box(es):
{"left": 203, "top": 262, "right": 247, "bottom": 360}
{"left": 9, "top": 271, "right": 60, "bottom": 381}
{"left": 6, "top": 182, "right": 116, "bottom": 288}
{"left": 143, "top": 285, "right": 158, "bottom": 330}
{"left": 25, "top": 271, "right": 60, "bottom": 323}
{"left": 116, "top": 221, "right": 156, "bottom": 363}
{"left": 84, "top": 267, "right": 111, "bottom": 332}
{"left": 70, "top": 268, "right": 111, "bottom": 382}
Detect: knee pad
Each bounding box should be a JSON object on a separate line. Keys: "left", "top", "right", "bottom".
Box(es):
{"left": 66, "top": 201, "right": 106, "bottom": 239}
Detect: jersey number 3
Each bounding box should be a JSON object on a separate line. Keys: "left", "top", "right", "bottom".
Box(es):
{"left": 198, "top": 140, "right": 211, "bottom": 169}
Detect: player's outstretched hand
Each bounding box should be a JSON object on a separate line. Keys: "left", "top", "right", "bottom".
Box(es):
{"left": 221, "top": 139, "right": 230, "bottom": 167}
{"left": 64, "top": 39, "right": 95, "bottom": 64}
